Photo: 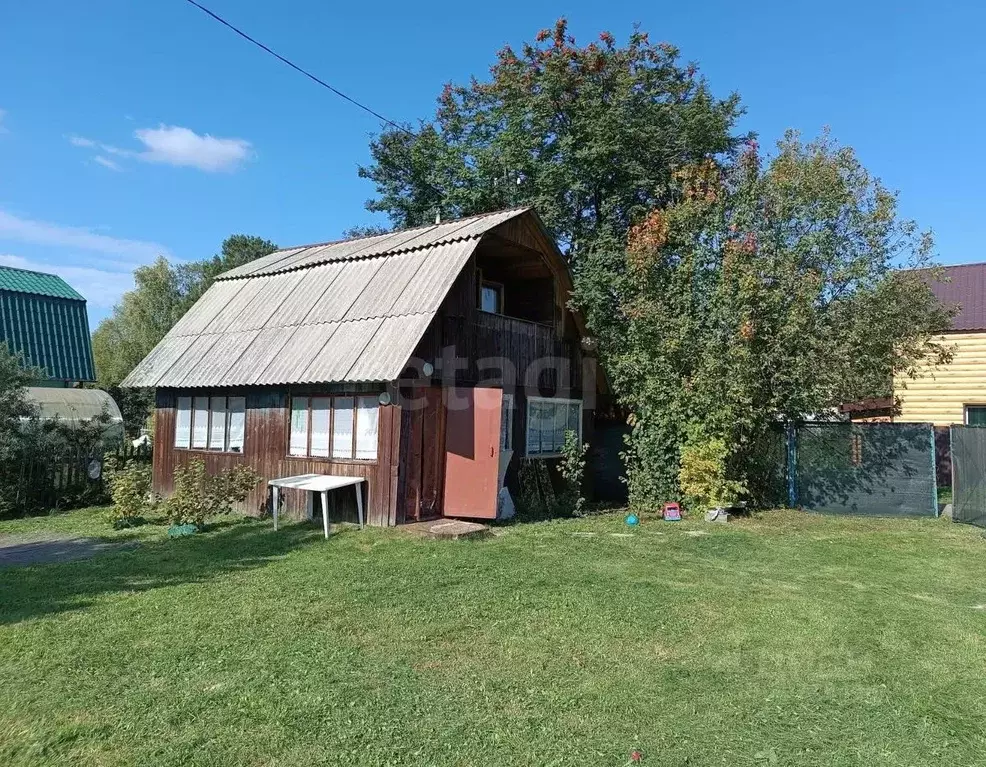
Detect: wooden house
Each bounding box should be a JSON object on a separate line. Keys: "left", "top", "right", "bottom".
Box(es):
{"left": 895, "top": 262, "right": 986, "bottom": 425}
{"left": 122, "top": 208, "right": 607, "bottom": 525}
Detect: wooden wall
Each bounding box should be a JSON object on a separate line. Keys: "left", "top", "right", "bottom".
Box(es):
{"left": 153, "top": 388, "right": 402, "bottom": 526}
{"left": 894, "top": 331, "right": 986, "bottom": 425}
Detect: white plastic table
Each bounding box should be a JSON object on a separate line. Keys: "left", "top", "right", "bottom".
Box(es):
{"left": 268, "top": 474, "right": 366, "bottom": 538}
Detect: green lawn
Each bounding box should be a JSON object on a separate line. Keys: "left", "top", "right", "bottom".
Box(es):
{"left": 1, "top": 508, "right": 984, "bottom": 766}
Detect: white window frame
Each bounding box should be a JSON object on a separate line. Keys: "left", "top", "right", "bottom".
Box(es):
{"left": 289, "top": 394, "right": 379, "bottom": 462}
{"left": 964, "top": 404, "right": 986, "bottom": 425}
{"left": 525, "top": 396, "right": 582, "bottom": 458}
{"left": 501, "top": 393, "right": 515, "bottom": 451}
{"left": 175, "top": 395, "right": 246, "bottom": 453}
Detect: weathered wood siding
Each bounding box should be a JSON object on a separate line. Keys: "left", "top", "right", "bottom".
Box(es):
{"left": 153, "top": 388, "right": 402, "bottom": 526}
{"left": 894, "top": 331, "right": 986, "bottom": 425}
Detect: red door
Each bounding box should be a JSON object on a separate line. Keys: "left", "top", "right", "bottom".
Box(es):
{"left": 443, "top": 387, "right": 502, "bottom": 519}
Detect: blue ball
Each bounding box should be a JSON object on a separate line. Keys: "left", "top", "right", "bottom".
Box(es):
{"left": 625, "top": 513, "right": 639, "bottom": 526}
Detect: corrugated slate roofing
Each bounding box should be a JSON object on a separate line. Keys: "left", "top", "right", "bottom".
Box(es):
{"left": 925, "top": 263, "right": 986, "bottom": 331}
{"left": 122, "top": 207, "right": 533, "bottom": 388}
{"left": 0, "top": 265, "right": 95, "bottom": 381}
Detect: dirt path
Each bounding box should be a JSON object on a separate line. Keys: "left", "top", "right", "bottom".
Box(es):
{"left": 0, "top": 533, "right": 137, "bottom": 569}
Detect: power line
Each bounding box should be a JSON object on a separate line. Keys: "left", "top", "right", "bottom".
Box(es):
{"left": 182, "top": 0, "right": 415, "bottom": 138}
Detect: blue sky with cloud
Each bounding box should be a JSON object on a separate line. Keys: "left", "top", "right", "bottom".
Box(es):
{"left": 2, "top": 0, "right": 985, "bottom": 326}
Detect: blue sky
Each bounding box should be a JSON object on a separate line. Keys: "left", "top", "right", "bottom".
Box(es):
{"left": 1, "top": 0, "right": 984, "bottom": 326}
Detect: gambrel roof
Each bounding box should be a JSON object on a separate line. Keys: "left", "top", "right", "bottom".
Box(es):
{"left": 122, "top": 207, "right": 549, "bottom": 388}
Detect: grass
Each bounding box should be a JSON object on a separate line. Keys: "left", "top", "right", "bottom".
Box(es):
{"left": 1, "top": 508, "right": 984, "bottom": 766}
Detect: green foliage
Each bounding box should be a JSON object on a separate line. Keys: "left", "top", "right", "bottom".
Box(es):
{"left": 557, "top": 430, "right": 589, "bottom": 516}
{"left": 358, "top": 19, "right": 743, "bottom": 259}
{"left": 515, "top": 432, "right": 588, "bottom": 520}
{"left": 575, "top": 132, "right": 955, "bottom": 508}
{"left": 342, "top": 224, "right": 392, "bottom": 239}
{"left": 0, "top": 344, "right": 123, "bottom": 516}
{"left": 515, "top": 459, "right": 554, "bottom": 521}
{"left": 163, "top": 459, "right": 261, "bottom": 528}
{"left": 107, "top": 464, "right": 152, "bottom": 524}
{"left": 678, "top": 434, "right": 747, "bottom": 513}
{"left": 91, "top": 235, "right": 277, "bottom": 431}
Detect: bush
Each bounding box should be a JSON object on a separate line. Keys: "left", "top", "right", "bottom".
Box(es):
{"left": 163, "top": 459, "right": 261, "bottom": 528}
{"left": 515, "top": 430, "right": 589, "bottom": 521}
{"left": 557, "top": 430, "right": 589, "bottom": 517}
{"left": 678, "top": 435, "right": 747, "bottom": 514}
{"left": 107, "top": 464, "right": 152, "bottom": 525}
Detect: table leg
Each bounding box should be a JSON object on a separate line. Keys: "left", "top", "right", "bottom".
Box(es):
{"left": 321, "top": 490, "right": 330, "bottom": 539}
{"left": 355, "top": 483, "right": 364, "bottom": 529}
{"left": 272, "top": 486, "right": 279, "bottom": 530}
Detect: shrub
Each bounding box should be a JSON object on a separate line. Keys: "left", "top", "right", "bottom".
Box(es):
{"left": 557, "top": 429, "right": 589, "bottom": 516}
{"left": 163, "top": 459, "right": 261, "bottom": 528}
{"left": 515, "top": 430, "right": 589, "bottom": 521}
{"left": 107, "top": 464, "right": 152, "bottom": 525}
{"left": 678, "top": 435, "right": 747, "bottom": 513}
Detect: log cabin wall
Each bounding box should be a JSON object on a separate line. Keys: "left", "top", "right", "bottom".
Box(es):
{"left": 153, "top": 387, "right": 402, "bottom": 526}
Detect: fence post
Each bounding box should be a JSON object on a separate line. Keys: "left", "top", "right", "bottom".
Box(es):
{"left": 786, "top": 422, "right": 798, "bottom": 508}
{"left": 948, "top": 425, "right": 955, "bottom": 523}
{"left": 931, "top": 424, "right": 939, "bottom": 518}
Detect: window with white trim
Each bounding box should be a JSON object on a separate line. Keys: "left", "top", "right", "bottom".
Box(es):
{"left": 525, "top": 397, "right": 581, "bottom": 457}
{"left": 175, "top": 395, "right": 246, "bottom": 453}
{"left": 289, "top": 395, "right": 379, "bottom": 461}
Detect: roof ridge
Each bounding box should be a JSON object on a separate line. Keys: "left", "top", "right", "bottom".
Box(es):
{"left": 0, "top": 264, "right": 85, "bottom": 301}
{"left": 913, "top": 261, "right": 986, "bottom": 271}
{"left": 273, "top": 205, "right": 531, "bottom": 253}
{"left": 0, "top": 263, "right": 72, "bottom": 279}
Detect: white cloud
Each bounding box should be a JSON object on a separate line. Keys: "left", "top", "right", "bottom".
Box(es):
{"left": 0, "top": 254, "right": 133, "bottom": 310}
{"left": 0, "top": 209, "right": 168, "bottom": 262}
{"left": 132, "top": 125, "right": 251, "bottom": 171}
{"left": 93, "top": 155, "right": 122, "bottom": 172}
{"left": 68, "top": 124, "right": 252, "bottom": 173}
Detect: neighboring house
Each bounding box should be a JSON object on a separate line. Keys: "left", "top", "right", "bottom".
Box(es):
{"left": 0, "top": 264, "right": 122, "bottom": 431}
{"left": 895, "top": 262, "right": 986, "bottom": 425}
{"left": 122, "top": 207, "right": 607, "bottom": 525}
{"left": 0, "top": 264, "right": 95, "bottom": 385}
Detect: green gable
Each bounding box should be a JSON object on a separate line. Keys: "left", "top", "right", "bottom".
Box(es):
{"left": 0, "top": 266, "right": 95, "bottom": 382}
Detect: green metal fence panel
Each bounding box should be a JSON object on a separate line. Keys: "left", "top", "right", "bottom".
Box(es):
{"left": 949, "top": 426, "right": 986, "bottom": 528}
{"left": 793, "top": 422, "right": 937, "bottom": 517}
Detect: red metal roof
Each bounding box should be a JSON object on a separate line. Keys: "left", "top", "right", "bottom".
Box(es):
{"left": 927, "top": 263, "right": 986, "bottom": 331}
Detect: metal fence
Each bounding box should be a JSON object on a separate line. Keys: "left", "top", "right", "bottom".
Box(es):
{"left": 788, "top": 422, "right": 938, "bottom": 518}
{"left": 949, "top": 426, "right": 986, "bottom": 528}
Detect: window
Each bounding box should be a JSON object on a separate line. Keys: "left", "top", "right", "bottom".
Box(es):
{"left": 175, "top": 395, "right": 245, "bottom": 453}
{"left": 526, "top": 397, "right": 581, "bottom": 456}
{"left": 289, "top": 394, "right": 379, "bottom": 460}
{"left": 966, "top": 406, "right": 986, "bottom": 426}
{"left": 481, "top": 281, "right": 503, "bottom": 314}
{"left": 501, "top": 393, "right": 515, "bottom": 451}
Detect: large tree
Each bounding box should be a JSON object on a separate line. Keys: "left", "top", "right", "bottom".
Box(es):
{"left": 358, "top": 19, "right": 744, "bottom": 257}
{"left": 92, "top": 235, "right": 276, "bottom": 435}
{"left": 574, "top": 132, "right": 954, "bottom": 506}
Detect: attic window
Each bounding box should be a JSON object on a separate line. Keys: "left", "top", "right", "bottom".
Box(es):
{"left": 481, "top": 281, "right": 503, "bottom": 314}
